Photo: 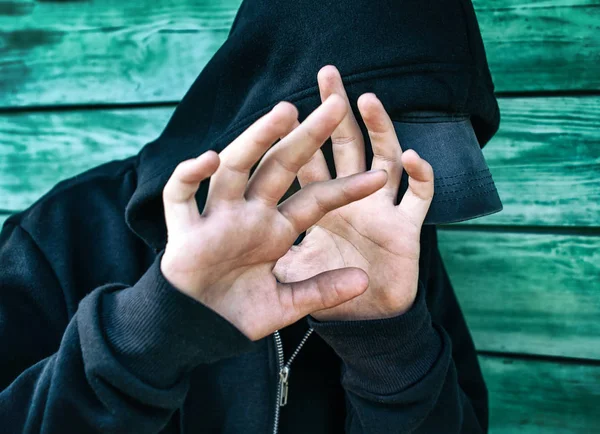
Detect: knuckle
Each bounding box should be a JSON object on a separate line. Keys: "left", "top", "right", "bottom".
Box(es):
{"left": 312, "top": 276, "right": 330, "bottom": 309}
{"left": 273, "top": 154, "right": 303, "bottom": 174}
{"left": 331, "top": 135, "right": 358, "bottom": 146}
{"left": 339, "top": 179, "right": 354, "bottom": 202}
{"left": 223, "top": 160, "right": 247, "bottom": 176}
{"left": 412, "top": 180, "right": 434, "bottom": 201}
{"left": 307, "top": 184, "right": 332, "bottom": 215}
{"left": 373, "top": 149, "right": 400, "bottom": 165}
{"left": 322, "top": 275, "right": 342, "bottom": 308}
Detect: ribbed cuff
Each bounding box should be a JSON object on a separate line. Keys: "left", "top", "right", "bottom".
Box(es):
{"left": 99, "top": 250, "right": 256, "bottom": 388}
{"left": 307, "top": 282, "right": 441, "bottom": 396}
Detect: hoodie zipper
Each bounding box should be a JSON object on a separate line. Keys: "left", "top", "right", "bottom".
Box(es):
{"left": 272, "top": 327, "right": 314, "bottom": 434}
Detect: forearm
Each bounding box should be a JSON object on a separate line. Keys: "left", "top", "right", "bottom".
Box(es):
{"left": 340, "top": 331, "right": 484, "bottom": 433}
{"left": 1, "top": 238, "right": 255, "bottom": 433}
{"left": 308, "top": 285, "right": 485, "bottom": 433}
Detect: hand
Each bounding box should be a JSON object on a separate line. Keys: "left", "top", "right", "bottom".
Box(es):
{"left": 159, "top": 95, "right": 388, "bottom": 340}
{"left": 273, "top": 65, "right": 435, "bottom": 322}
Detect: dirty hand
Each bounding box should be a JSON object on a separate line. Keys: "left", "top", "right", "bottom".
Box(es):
{"left": 160, "top": 95, "right": 388, "bottom": 340}
{"left": 273, "top": 65, "right": 435, "bottom": 321}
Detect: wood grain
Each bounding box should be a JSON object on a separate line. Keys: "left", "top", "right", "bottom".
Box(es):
{"left": 474, "top": 0, "right": 600, "bottom": 93}
{"left": 1, "top": 0, "right": 598, "bottom": 108}
{"left": 1, "top": 1, "right": 598, "bottom": 431}
{"left": 439, "top": 229, "right": 600, "bottom": 359}
{"left": 471, "top": 96, "right": 600, "bottom": 227}
{"left": 0, "top": 107, "right": 173, "bottom": 211}
{"left": 481, "top": 355, "right": 600, "bottom": 434}
{"left": 2, "top": 97, "right": 598, "bottom": 226}
{"left": 0, "top": 0, "right": 237, "bottom": 107}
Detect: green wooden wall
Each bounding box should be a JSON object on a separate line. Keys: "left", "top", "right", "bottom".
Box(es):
{"left": 1, "top": 0, "right": 599, "bottom": 432}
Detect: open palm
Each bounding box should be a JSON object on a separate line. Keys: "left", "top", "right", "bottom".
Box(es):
{"left": 273, "top": 66, "right": 435, "bottom": 321}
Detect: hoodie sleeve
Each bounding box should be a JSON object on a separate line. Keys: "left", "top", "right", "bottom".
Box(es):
{"left": 307, "top": 281, "right": 486, "bottom": 433}
{"left": 0, "top": 222, "right": 256, "bottom": 434}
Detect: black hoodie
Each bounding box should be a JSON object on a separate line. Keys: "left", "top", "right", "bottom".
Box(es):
{"left": 0, "top": 0, "right": 493, "bottom": 432}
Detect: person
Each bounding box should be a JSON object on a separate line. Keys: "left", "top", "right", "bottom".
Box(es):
{"left": 0, "top": 0, "right": 503, "bottom": 433}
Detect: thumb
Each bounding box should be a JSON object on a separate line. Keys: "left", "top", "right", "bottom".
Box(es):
{"left": 279, "top": 267, "right": 369, "bottom": 319}
{"left": 272, "top": 247, "right": 299, "bottom": 282}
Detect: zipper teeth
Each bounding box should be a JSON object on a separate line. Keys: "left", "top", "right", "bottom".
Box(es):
{"left": 272, "top": 327, "right": 314, "bottom": 434}
{"left": 272, "top": 330, "right": 284, "bottom": 434}
{"left": 285, "top": 328, "right": 313, "bottom": 368}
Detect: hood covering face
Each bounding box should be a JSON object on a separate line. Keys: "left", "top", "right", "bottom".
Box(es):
{"left": 126, "top": 0, "right": 502, "bottom": 252}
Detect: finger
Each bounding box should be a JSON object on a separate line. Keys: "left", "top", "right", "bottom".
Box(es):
{"left": 281, "top": 119, "right": 300, "bottom": 139}
{"left": 163, "top": 151, "right": 220, "bottom": 230}
{"left": 286, "top": 119, "right": 331, "bottom": 187}
{"left": 357, "top": 93, "right": 403, "bottom": 202}
{"left": 396, "top": 150, "right": 435, "bottom": 227}
{"left": 278, "top": 267, "right": 369, "bottom": 320}
{"left": 207, "top": 101, "right": 298, "bottom": 204}
{"left": 278, "top": 169, "right": 387, "bottom": 233}
{"left": 272, "top": 248, "right": 298, "bottom": 284}
{"left": 245, "top": 94, "right": 347, "bottom": 205}
{"left": 317, "top": 65, "right": 366, "bottom": 177}
{"left": 297, "top": 149, "right": 331, "bottom": 186}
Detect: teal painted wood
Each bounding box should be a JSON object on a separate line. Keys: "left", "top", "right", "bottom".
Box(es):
{"left": 473, "top": 0, "right": 600, "bottom": 93}
{"left": 467, "top": 96, "right": 600, "bottom": 227}
{"left": 2, "top": 97, "right": 598, "bottom": 226}
{"left": 0, "top": 1, "right": 598, "bottom": 432}
{"left": 0, "top": 0, "right": 598, "bottom": 107}
{"left": 0, "top": 107, "right": 174, "bottom": 211}
{"left": 481, "top": 355, "right": 600, "bottom": 434}
{"left": 439, "top": 230, "right": 600, "bottom": 359}
{"left": 0, "top": 0, "right": 238, "bottom": 107}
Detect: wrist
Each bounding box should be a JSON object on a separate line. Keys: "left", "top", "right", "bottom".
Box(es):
{"left": 307, "top": 281, "right": 441, "bottom": 395}
{"left": 312, "top": 279, "right": 418, "bottom": 322}
{"left": 374, "top": 283, "right": 418, "bottom": 319}
{"left": 160, "top": 251, "right": 192, "bottom": 294}
{"left": 160, "top": 249, "right": 264, "bottom": 342}
{"left": 81, "top": 250, "right": 256, "bottom": 388}
{"left": 160, "top": 247, "right": 210, "bottom": 303}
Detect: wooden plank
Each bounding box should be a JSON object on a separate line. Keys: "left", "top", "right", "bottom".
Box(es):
{"left": 2, "top": 96, "right": 598, "bottom": 226}
{"left": 439, "top": 230, "right": 600, "bottom": 360}
{"left": 474, "top": 0, "right": 600, "bottom": 93}
{"left": 0, "top": 0, "right": 238, "bottom": 107}
{"left": 481, "top": 355, "right": 600, "bottom": 434}
{"left": 0, "top": 107, "right": 173, "bottom": 211}
{"left": 470, "top": 96, "right": 600, "bottom": 227}
{"left": 1, "top": 0, "right": 598, "bottom": 108}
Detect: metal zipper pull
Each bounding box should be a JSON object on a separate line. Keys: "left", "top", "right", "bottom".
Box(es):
{"left": 279, "top": 366, "right": 290, "bottom": 407}
{"left": 272, "top": 328, "right": 313, "bottom": 434}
